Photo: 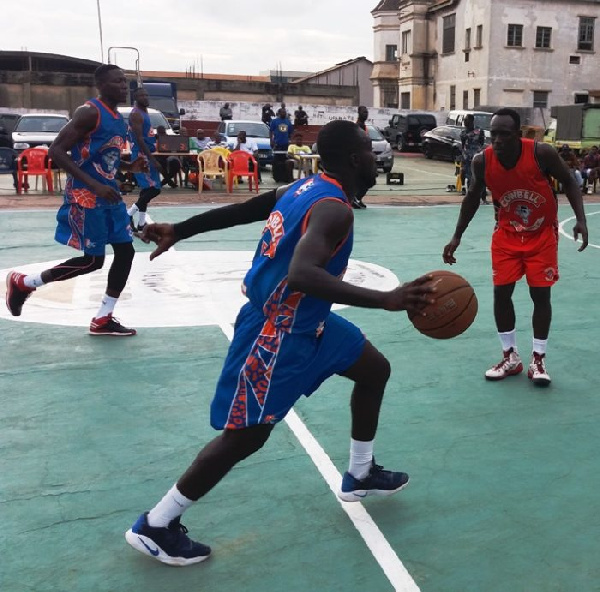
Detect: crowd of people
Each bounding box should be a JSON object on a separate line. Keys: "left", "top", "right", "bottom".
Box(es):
{"left": 558, "top": 143, "right": 600, "bottom": 193}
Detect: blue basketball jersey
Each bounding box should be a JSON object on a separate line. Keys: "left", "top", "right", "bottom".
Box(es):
{"left": 67, "top": 98, "right": 127, "bottom": 207}
{"left": 129, "top": 106, "right": 156, "bottom": 159}
{"left": 242, "top": 174, "right": 353, "bottom": 334}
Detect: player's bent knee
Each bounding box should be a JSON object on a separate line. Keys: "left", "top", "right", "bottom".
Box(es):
{"left": 87, "top": 255, "right": 105, "bottom": 272}
{"left": 223, "top": 424, "right": 274, "bottom": 460}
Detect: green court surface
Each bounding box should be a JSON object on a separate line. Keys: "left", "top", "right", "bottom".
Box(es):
{"left": 1, "top": 205, "right": 600, "bottom": 592}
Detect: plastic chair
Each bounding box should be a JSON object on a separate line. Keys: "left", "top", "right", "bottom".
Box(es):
{"left": 17, "top": 148, "right": 53, "bottom": 194}
{"left": 197, "top": 149, "right": 228, "bottom": 194}
{"left": 227, "top": 150, "right": 259, "bottom": 193}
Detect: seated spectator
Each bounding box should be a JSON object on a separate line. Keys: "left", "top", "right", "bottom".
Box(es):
{"left": 293, "top": 106, "right": 308, "bottom": 127}
{"left": 189, "top": 129, "right": 212, "bottom": 152}
{"left": 153, "top": 126, "right": 182, "bottom": 188}
{"left": 559, "top": 144, "right": 583, "bottom": 188}
{"left": 207, "top": 133, "right": 229, "bottom": 149}
{"left": 233, "top": 130, "right": 261, "bottom": 182}
{"left": 287, "top": 133, "right": 313, "bottom": 178}
{"left": 581, "top": 145, "right": 600, "bottom": 193}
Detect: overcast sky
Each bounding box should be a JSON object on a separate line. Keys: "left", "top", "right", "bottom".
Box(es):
{"left": 4, "top": 0, "right": 375, "bottom": 76}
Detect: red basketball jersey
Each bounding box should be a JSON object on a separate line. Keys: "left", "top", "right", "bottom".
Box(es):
{"left": 484, "top": 139, "right": 557, "bottom": 234}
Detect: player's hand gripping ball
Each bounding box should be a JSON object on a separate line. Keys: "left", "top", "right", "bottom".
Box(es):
{"left": 409, "top": 270, "right": 477, "bottom": 339}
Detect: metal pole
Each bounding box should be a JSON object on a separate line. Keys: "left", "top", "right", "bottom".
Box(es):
{"left": 96, "top": 0, "right": 104, "bottom": 63}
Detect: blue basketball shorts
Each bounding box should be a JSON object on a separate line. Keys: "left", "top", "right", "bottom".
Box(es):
{"left": 210, "top": 301, "right": 366, "bottom": 430}
{"left": 55, "top": 200, "right": 133, "bottom": 256}
{"left": 134, "top": 159, "right": 161, "bottom": 190}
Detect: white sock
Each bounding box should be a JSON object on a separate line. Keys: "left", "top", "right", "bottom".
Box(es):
{"left": 147, "top": 484, "right": 195, "bottom": 528}
{"left": 127, "top": 204, "right": 138, "bottom": 217}
{"left": 533, "top": 338, "right": 547, "bottom": 355}
{"left": 95, "top": 294, "right": 118, "bottom": 319}
{"left": 498, "top": 329, "right": 517, "bottom": 352}
{"left": 348, "top": 438, "right": 374, "bottom": 480}
{"left": 138, "top": 211, "right": 147, "bottom": 226}
{"left": 24, "top": 273, "right": 45, "bottom": 289}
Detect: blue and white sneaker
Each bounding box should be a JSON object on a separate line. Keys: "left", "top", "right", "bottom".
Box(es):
{"left": 338, "top": 460, "right": 409, "bottom": 502}
{"left": 125, "top": 512, "right": 211, "bottom": 566}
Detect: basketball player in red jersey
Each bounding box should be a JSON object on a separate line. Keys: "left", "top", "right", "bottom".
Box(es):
{"left": 443, "top": 108, "right": 588, "bottom": 386}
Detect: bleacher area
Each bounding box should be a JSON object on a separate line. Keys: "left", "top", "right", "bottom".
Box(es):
{"left": 182, "top": 121, "right": 322, "bottom": 145}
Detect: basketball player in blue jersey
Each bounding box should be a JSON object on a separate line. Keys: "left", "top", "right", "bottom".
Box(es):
{"left": 126, "top": 87, "right": 163, "bottom": 233}
{"left": 5, "top": 65, "right": 146, "bottom": 336}
{"left": 125, "top": 120, "right": 436, "bottom": 566}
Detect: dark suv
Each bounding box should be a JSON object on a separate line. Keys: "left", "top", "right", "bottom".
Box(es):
{"left": 383, "top": 112, "right": 438, "bottom": 151}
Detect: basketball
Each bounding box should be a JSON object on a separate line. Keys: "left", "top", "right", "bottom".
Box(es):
{"left": 409, "top": 270, "right": 478, "bottom": 339}
{"left": 188, "top": 171, "right": 198, "bottom": 187}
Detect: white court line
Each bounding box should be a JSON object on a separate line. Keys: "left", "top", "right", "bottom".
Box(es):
{"left": 558, "top": 209, "right": 600, "bottom": 249}
{"left": 210, "top": 307, "right": 419, "bottom": 591}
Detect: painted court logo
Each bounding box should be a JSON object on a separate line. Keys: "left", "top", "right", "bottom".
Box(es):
{"left": 0, "top": 251, "right": 399, "bottom": 329}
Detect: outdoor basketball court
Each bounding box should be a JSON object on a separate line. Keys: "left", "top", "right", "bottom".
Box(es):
{"left": 1, "top": 203, "right": 599, "bottom": 592}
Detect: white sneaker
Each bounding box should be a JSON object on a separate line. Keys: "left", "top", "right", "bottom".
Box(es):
{"left": 485, "top": 348, "right": 523, "bottom": 381}
{"left": 528, "top": 353, "right": 551, "bottom": 386}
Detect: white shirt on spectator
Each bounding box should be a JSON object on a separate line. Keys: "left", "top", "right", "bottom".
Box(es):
{"left": 236, "top": 140, "right": 258, "bottom": 154}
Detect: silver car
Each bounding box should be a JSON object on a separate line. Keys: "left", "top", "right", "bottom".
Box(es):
{"left": 367, "top": 125, "right": 394, "bottom": 173}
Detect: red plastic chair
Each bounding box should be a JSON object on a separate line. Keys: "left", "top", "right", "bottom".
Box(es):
{"left": 17, "top": 148, "right": 53, "bottom": 194}
{"left": 227, "top": 150, "right": 259, "bottom": 193}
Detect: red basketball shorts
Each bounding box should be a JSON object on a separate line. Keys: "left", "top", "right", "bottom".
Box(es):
{"left": 491, "top": 225, "right": 559, "bottom": 287}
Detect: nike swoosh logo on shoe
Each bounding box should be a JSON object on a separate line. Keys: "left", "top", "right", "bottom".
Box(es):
{"left": 354, "top": 492, "right": 368, "bottom": 498}
{"left": 139, "top": 537, "right": 160, "bottom": 556}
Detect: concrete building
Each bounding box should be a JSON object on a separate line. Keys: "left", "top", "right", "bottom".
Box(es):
{"left": 372, "top": 0, "right": 600, "bottom": 121}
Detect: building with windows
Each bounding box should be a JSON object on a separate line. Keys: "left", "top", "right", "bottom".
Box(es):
{"left": 371, "top": 0, "right": 600, "bottom": 118}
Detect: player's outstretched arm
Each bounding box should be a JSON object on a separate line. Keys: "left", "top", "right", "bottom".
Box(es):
{"left": 287, "top": 199, "right": 435, "bottom": 314}
{"left": 142, "top": 185, "right": 292, "bottom": 259}
{"left": 538, "top": 142, "right": 588, "bottom": 251}
{"left": 443, "top": 153, "right": 485, "bottom": 264}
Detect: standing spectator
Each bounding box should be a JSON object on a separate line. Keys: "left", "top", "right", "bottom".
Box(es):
{"left": 261, "top": 103, "right": 275, "bottom": 126}
{"left": 581, "top": 145, "right": 600, "bottom": 193}
{"left": 353, "top": 106, "right": 369, "bottom": 208}
{"left": 280, "top": 101, "right": 288, "bottom": 118}
{"left": 269, "top": 108, "right": 294, "bottom": 152}
{"left": 294, "top": 105, "right": 308, "bottom": 127}
{"left": 219, "top": 103, "right": 233, "bottom": 121}
{"left": 460, "top": 113, "right": 486, "bottom": 203}
{"left": 356, "top": 105, "right": 368, "bottom": 132}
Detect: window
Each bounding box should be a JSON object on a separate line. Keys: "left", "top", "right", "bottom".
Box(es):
{"left": 474, "top": 89, "right": 481, "bottom": 108}
{"left": 536, "top": 27, "right": 552, "bottom": 49}
{"left": 401, "top": 92, "right": 411, "bottom": 109}
{"left": 382, "top": 83, "right": 398, "bottom": 108}
{"left": 574, "top": 93, "right": 589, "bottom": 104}
{"left": 570, "top": 55, "right": 581, "bottom": 64}
{"left": 465, "top": 28, "right": 471, "bottom": 51}
{"left": 450, "top": 85, "right": 456, "bottom": 110}
{"left": 578, "top": 17, "right": 595, "bottom": 51}
{"left": 476, "top": 25, "right": 483, "bottom": 47}
{"left": 385, "top": 44, "right": 398, "bottom": 61}
{"left": 533, "top": 91, "right": 549, "bottom": 108}
{"left": 462, "top": 90, "right": 469, "bottom": 109}
{"left": 443, "top": 14, "right": 456, "bottom": 54}
{"left": 401, "top": 30, "right": 412, "bottom": 55}
{"left": 507, "top": 24, "right": 523, "bottom": 47}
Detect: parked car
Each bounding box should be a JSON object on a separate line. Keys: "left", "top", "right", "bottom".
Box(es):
{"left": 11, "top": 113, "right": 69, "bottom": 152}
{"left": 445, "top": 110, "right": 493, "bottom": 140}
{"left": 117, "top": 107, "right": 175, "bottom": 135}
{"left": 421, "top": 125, "right": 464, "bottom": 162}
{"left": 216, "top": 120, "right": 273, "bottom": 167}
{"left": 367, "top": 125, "right": 394, "bottom": 173}
{"left": 383, "top": 112, "right": 437, "bottom": 151}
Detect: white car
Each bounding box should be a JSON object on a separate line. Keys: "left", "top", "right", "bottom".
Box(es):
{"left": 367, "top": 125, "right": 394, "bottom": 173}
{"left": 215, "top": 120, "right": 274, "bottom": 167}
{"left": 12, "top": 113, "right": 69, "bottom": 152}
{"left": 117, "top": 107, "right": 175, "bottom": 135}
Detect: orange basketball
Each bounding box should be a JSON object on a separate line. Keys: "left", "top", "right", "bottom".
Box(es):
{"left": 188, "top": 171, "right": 198, "bottom": 187}
{"left": 409, "top": 270, "right": 478, "bottom": 339}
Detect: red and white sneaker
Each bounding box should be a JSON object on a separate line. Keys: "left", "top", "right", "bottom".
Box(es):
{"left": 528, "top": 353, "right": 551, "bottom": 387}
{"left": 89, "top": 313, "right": 137, "bottom": 336}
{"left": 485, "top": 348, "right": 523, "bottom": 381}
{"left": 5, "top": 271, "right": 35, "bottom": 316}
